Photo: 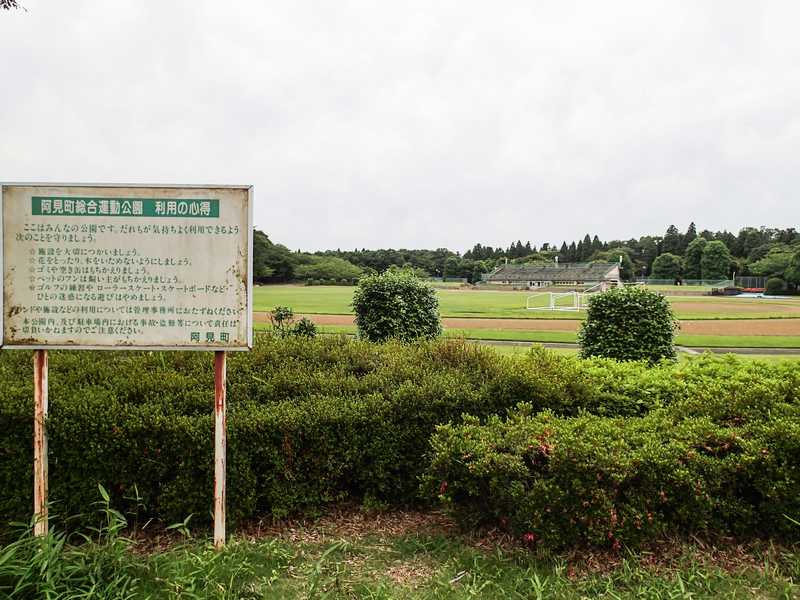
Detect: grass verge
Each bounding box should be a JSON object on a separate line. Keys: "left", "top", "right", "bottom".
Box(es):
{"left": 3, "top": 511, "right": 798, "bottom": 599}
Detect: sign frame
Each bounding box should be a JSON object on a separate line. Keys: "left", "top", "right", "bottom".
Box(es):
{"left": 1, "top": 182, "right": 252, "bottom": 547}
{"left": 0, "top": 182, "right": 254, "bottom": 352}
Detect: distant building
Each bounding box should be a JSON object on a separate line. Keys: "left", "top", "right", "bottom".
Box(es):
{"left": 483, "top": 262, "right": 621, "bottom": 290}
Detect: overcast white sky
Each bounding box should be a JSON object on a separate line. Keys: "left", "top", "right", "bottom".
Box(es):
{"left": 2, "top": 1, "right": 799, "bottom": 252}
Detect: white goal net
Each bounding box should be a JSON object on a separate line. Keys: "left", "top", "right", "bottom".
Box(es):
{"left": 525, "top": 283, "right": 605, "bottom": 312}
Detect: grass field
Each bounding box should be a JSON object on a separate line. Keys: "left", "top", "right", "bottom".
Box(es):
{"left": 6, "top": 513, "right": 798, "bottom": 599}
{"left": 253, "top": 284, "right": 800, "bottom": 350}
{"left": 254, "top": 285, "right": 800, "bottom": 321}
{"left": 486, "top": 344, "right": 800, "bottom": 361}
{"left": 253, "top": 323, "right": 800, "bottom": 349}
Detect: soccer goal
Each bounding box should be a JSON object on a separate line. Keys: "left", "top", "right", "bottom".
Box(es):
{"left": 526, "top": 283, "right": 605, "bottom": 312}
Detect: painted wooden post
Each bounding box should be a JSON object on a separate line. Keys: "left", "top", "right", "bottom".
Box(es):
{"left": 33, "top": 349, "right": 49, "bottom": 537}
{"left": 213, "top": 350, "right": 227, "bottom": 549}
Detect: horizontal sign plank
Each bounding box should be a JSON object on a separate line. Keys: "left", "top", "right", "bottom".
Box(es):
{"left": 1, "top": 184, "right": 253, "bottom": 350}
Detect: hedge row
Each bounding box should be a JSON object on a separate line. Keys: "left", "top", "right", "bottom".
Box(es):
{"left": 1, "top": 335, "right": 798, "bottom": 537}
{"left": 425, "top": 370, "right": 800, "bottom": 549}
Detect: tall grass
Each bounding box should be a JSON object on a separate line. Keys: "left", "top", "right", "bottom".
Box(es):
{"left": 0, "top": 486, "right": 291, "bottom": 599}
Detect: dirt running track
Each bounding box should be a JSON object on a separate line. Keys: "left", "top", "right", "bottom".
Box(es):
{"left": 254, "top": 313, "right": 800, "bottom": 336}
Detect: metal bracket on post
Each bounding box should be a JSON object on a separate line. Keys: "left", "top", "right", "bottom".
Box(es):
{"left": 213, "top": 351, "right": 227, "bottom": 549}
{"left": 33, "top": 349, "right": 48, "bottom": 537}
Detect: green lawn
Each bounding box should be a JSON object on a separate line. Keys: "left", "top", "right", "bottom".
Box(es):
{"left": 254, "top": 285, "right": 800, "bottom": 321}
{"left": 257, "top": 323, "right": 800, "bottom": 349}
{"left": 485, "top": 344, "right": 800, "bottom": 362}
{"left": 641, "top": 284, "right": 714, "bottom": 292}
{"left": 454, "top": 330, "right": 800, "bottom": 349}
{"left": 153, "top": 533, "right": 800, "bottom": 599}
{"left": 5, "top": 522, "right": 797, "bottom": 599}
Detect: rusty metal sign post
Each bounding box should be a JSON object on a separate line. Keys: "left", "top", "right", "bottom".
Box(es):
{"left": 33, "top": 349, "right": 48, "bottom": 536}
{"left": 213, "top": 351, "right": 227, "bottom": 549}
{"left": 1, "top": 183, "right": 253, "bottom": 548}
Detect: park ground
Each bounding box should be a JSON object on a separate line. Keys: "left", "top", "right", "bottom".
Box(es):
{"left": 41, "top": 509, "right": 800, "bottom": 598}
{"left": 253, "top": 284, "right": 800, "bottom": 351}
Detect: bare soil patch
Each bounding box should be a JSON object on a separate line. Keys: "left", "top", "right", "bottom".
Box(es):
{"left": 679, "top": 319, "right": 800, "bottom": 336}
{"left": 242, "top": 508, "right": 455, "bottom": 545}
{"left": 671, "top": 300, "right": 800, "bottom": 315}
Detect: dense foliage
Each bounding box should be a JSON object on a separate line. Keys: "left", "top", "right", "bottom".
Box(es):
{"left": 2, "top": 337, "right": 799, "bottom": 548}
{"left": 253, "top": 223, "right": 799, "bottom": 288}
{"left": 766, "top": 277, "right": 786, "bottom": 295}
{"left": 426, "top": 357, "right": 800, "bottom": 548}
{"left": 578, "top": 286, "right": 678, "bottom": 363}
{"left": 294, "top": 256, "right": 363, "bottom": 283}
{"left": 700, "top": 240, "right": 733, "bottom": 281}
{"left": 651, "top": 253, "right": 683, "bottom": 280}
{"left": 352, "top": 271, "right": 442, "bottom": 342}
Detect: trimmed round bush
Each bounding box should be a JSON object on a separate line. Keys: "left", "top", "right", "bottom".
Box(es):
{"left": 766, "top": 277, "right": 785, "bottom": 295}
{"left": 578, "top": 286, "right": 678, "bottom": 363}
{"left": 352, "top": 271, "right": 442, "bottom": 343}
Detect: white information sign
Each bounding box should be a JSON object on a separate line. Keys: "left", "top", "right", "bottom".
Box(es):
{"left": 1, "top": 184, "right": 253, "bottom": 350}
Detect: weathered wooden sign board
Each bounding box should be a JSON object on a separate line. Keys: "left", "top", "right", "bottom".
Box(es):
{"left": 1, "top": 183, "right": 253, "bottom": 547}
{"left": 2, "top": 184, "right": 252, "bottom": 350}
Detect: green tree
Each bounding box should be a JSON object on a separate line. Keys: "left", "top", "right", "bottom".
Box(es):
{"left": 785, "top": 249, "right": 800, "bottom": 288}
{"left": 252, "top": 229, "right": 296, "bottom": 282}
{"left": 352, "top": 271, "right": 442, "bottom": 342}
{"left": 651, "top": 253, "right": 683, "bottom": 281}
{"left": 748, "top": 245, "right": 794, "bottom": 279}
{"left": 294, "top": 256, "right": 362, "bottom": 282}
{"left": 442, "top": 256, "right": 461, "bottom": 279}
{"left": 591, "top": 247, "right": 634, "bottom": 280}
{"left": 578, "top": 286, "right": 678, "bottom": 363}
{"left": 683, "top": 237, "right": 707, "bottom": 280}
{"left": 662, "top": 225, "right": 683, "bottom": 255}
{"left": 682, "top": 222, "right": 697, "bottom": 252}
{"left": 387, "top": 263, "right": 430, "bottom": 279}
{"left": 700, "top": 240, "right": 732, "bottom": 281}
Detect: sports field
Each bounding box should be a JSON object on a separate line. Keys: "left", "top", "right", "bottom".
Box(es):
{"left": 253, "top": 284, "right": 800, "bottom": 350}
{"left": 254, "top": 285, "right": 800, "bottom": 320}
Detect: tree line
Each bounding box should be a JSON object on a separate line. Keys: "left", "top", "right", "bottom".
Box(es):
{"left": 252, "top": 224, "right": 800, "bottom": 291}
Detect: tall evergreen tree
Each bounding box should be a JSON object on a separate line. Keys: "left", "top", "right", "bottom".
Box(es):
{"left": 684, "top": 237, "right": 707, "bottom": 280}
{"left": 662, "top": 225, "right": 683, "bottom": 255}
{"left": 683, "top": 222, "right": 697, "bottom": 253}
{"left": 581, "top": 234, "right": 592, "bottom": 260}
{"left": 568, "top": 242, "right": 578, "bottom": 262}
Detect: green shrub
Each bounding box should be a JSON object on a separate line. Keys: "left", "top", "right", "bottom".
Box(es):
{"left": 425, "top": 400, "right": 800, "bottom": 549}
{"left": 1, "top": 337, "right": 797, "bottom": 543}
{"left": 0, "top": 338, "right": 569, "bottom": 527}
{"left": 766, "top": 277, "right": 785, "bottom": 295}
{"left": 293, "top": 317, "right": 317, "bottom": 338}
{"left": 268, "top": 306, "right": 317, "bottom": 338}
{"left": 352, "top": 271, "right": 442, "bottom": 342}
{"left": 579, "top": 286, "right": 678, "bottom": 363}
